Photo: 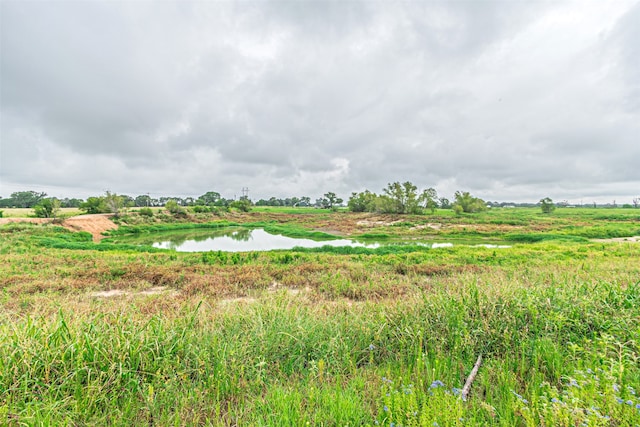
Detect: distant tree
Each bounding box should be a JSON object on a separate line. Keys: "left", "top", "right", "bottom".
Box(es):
{"left": 439, "top": 197, "right": 451, "bottom": 209}
{"left": 165, "top": 199, "right": 187, "bottom": 216}
{"left": 539, "top": 197, "right": 556, "bottom": 214}
{"left": 197, "top": 191, "right": 222, "bottom": 206}
{"left": 453, "top": 191, "right": 487, "bottom": 214}
{"left": 80, "top": 196, "right": 107, "bottom": 214}
{"left": 633, "top": 197, "right": 639, "bottom": 209}
{"left": 299, "top": 196, "right": 311, "bottom": 207}
{"left": 34, "top": 198, "right": 61, "bottom": 219}
{"left": 104, "top": 191, "right": 124, "bottom": 216}
{"left": 230, "top": 198, "right": 252, "bottom": 212}
{"left": 134, "top": 194, "right": 152, "bottom": 207}
{"left": 9, "top": 191, "right": 47, "bottom": 208}
{"left": 381, "top": 181, "right": 421, "bottom": 214}
{"left": 419, "top": 187, "right": 439, "bottom": 213}
{"left": 320, "top": 192, "right": 343, "bottom": 211}
{"left": 348, "top": 190, "right": 377, "bottom": 212}
{"left": 59, "top": 198, "right": 83, "bottom": 208}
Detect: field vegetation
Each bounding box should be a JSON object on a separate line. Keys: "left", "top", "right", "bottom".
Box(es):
{"left": 1, "top": 207, "right": 639, "bottom": 425}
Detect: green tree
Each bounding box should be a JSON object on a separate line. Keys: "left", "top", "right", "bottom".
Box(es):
{"left": 34, "top": 198, "right": 61, "bottom": 219}
{"left": 539, "top": 197, "right": 556, "bottom": 214}
{"left": 230, "top": 198, "right": 252, "bottom": 212}
{"left": 197, "top": 191, "right": 222, "bottom": 206}
{"left": 165, "top": 200, "right": 187, "bottom": 216}
{"left": 134, "top": 195, "right": 152, "bottom": 207}
{"left": 80, "top": 197, "right": 107, "bottom": 214}
{"left": 382, "top": 181, "right": 421, "bottom": 214}
{"left": 419, "top": 187, "right": 439, "bottom": 213}
{"left": 347, "top": 190, "right": 377, "bottom": 212}
{"left": 453, "top": 191, "right": 487, "bottom": 214}
{"left": 104, "top": 191, "right": 124, "bottom": 216}
{"left": 9, "top": 191, "right": 47, "bottom": 208}
{"left": 320, "top": 192, "right": 343, "bottom": 211}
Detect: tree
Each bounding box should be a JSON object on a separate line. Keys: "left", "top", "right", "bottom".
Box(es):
{"left": 80, "top": 197, "right": 107, "bottom": 214}
{"left": 320, "top": 192, "right": 343, "bottom": 210}
{"left": 439, "top": 197, "right": 451, "bottom": 209}
{"left": 34, "top": 198, "right": 61, "bottom": 219}
{"left": 8, "top": 191, "right": 47, "bottom": 208}
{"left": 382, "top": 181, "right": 421, "bottom": 214}
{"left": 197, "top": 191, "right": 222, "bottom": 206}
{"left": 230, "top": 198, "right": 252, "bottom": 212}
{"left": 633, "top": 197, "right": 639, "bottom": 209}
{"left": 347, "top": 190, "right": 377, "bottom": 212}
{"left": 134, "top": 194, "right": 152, "bottom": 207}
{"left": 539, "top": 197, "right": 556, "bottom": 214}
{"left": 453, "top": 191, "right": 487, "bottom": 214}
{"left": 419, "top": 187, "right": 439, "bottom": 213}
{"left": 165, "top": 200, "right": 187, "bottom": 216}
{"left": 299, "top": 196, "right": 311, "bottom": 207}
{"left": 104, "top": 191, "right": 124, "bottom": 216}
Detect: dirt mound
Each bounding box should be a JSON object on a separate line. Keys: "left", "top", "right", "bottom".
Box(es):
{"left": 0, "top": 214, "right": 118, "bottom": 242}
{"left": 63, "top": 214, "right": 118, "bottom": 242}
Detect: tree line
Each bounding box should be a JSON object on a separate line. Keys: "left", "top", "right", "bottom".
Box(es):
{"left": 346, "top": 182, "right": 486, "bottom": 214}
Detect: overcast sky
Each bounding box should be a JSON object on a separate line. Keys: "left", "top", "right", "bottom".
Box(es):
{"left": 1, "top": 1, "right": 638, "bottom": 204}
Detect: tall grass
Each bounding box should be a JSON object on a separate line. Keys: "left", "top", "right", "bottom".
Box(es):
{"left": 1, "top": 211, "right": 639, "bottom": 425}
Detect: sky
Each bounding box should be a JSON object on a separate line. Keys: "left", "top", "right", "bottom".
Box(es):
{"left": 1, "top": 0, "right": 638, "bottom": 204}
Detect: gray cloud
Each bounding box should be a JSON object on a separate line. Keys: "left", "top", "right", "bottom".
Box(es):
{"left": 1, "top": 0, "right": 638, "bottom": 203}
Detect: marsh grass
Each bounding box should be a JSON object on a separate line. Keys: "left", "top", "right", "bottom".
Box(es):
{"left": 1, "top": 211, "right": 640, "bottom": 425}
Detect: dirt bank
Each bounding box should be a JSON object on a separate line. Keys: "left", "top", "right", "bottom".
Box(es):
{"left": 0, "top": 214, "right": 118, "bottom": 242}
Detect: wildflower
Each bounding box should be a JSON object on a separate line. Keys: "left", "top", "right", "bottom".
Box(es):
{"left": 430, "top": 380, "right": 445, "bottom": 389}
{"left": 551, "top": 398, "right": 560, "bottom": 403}
{"left": 613, "top": 384, "right": 620, "bottom": 392}
{"left": 626, "top": 400, "right": 633, "bottom": 406}
{"left": 452, "top": 387, "right": 461, "bottom": 396}
{"left": 636, "top": 403, "right": 640, "bottom": 410}
{"left": 616, "top": 397, "right": 624, "bottom": 404}
{"left": 368, "top": 344, "right": 376, "bottom": 351}
{"left": 382, "top": 377, "right": 393, "bottom": 384}
{"left": 374, "top": 421, "right": 379, "bottom": 426}
{"left": 383, "top": 405, "right": 389, "bottom": 412}
{"left": 568, "top": 378, "right": 579, "bottom": 387}
{"left": 627, "top": 386, "right": 636, "bottom": 396}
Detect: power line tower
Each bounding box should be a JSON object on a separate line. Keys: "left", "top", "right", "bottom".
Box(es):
{"left": 241, "top": 187, "right": 249, "bottom": 200}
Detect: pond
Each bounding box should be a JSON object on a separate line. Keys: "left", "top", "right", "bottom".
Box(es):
{"left": 109, "top": 227, "right": 510, "bottom": 252}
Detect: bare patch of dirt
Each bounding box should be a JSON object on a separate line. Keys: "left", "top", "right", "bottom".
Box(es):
{"left": 0, "top": 214, "right": 118, "bottom": 242}
{"left": 90, "top": 286, "right": 179, "bottom": 298}
{"left": 411, "top": 223, "right": 442, "bottom": 231}
{"left": 62, "top": 214, "right": 118, "bottom": 242}
{"left": 593, "top": 236, "right": 640, "bottom": 243}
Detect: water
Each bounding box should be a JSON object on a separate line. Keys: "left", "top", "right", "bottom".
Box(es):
{"left": 111, "top": 227, "right": 511, "bottom": 252}
{"left": 150, "top": 228, "right": 380, "bottom": 252}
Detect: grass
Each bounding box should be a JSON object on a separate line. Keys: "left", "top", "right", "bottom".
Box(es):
{"left": 1, "top": 208, "right": 639, "bottom": 425}
{"left": 0, "top": 207, "right": 82, "bottom": 218}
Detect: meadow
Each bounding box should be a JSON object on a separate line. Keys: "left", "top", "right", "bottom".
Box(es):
{"left": 1, "top": 207, "right": 639, "bottom": 426}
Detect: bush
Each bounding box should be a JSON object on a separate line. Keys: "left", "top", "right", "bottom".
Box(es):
{"left": 139, "top": 207, "right": 154, "bottom": 217}
{"left": 165, "top": 200, "right": 187, "bottom": 217}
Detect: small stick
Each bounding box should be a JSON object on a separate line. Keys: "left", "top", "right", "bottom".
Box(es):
{"left": 461, "top": 354, "right": 483, "bottom": 401}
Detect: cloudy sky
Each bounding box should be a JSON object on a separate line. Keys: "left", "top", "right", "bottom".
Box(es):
{"left": 1, "top": 1, "right": 638, "bottom": 203}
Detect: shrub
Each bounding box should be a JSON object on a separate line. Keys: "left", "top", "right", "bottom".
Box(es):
{"left": 139, "top": 207, "right": 154, "bottom": 217}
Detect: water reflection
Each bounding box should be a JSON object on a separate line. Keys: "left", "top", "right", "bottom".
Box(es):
{"left": 110, "top": 227, "right": 512, "bottom": 253}
{"left": 151, "top": 228, "right": 380, "bottom": 252}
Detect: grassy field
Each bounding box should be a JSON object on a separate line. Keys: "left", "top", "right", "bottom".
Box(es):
{"left": 0, "top": 207, "right": 83, "bottom": 218}
{"left": 1, "top": 208, "right": 639, "bottom": 426}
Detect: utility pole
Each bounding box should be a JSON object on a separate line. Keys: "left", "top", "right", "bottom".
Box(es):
{"left": 242, "top": 187, "right": 249, "bottom": 200}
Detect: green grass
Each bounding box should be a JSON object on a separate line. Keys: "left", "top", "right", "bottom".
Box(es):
{"left": 1, "top": 209, "right": 639, "bottom": 425}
